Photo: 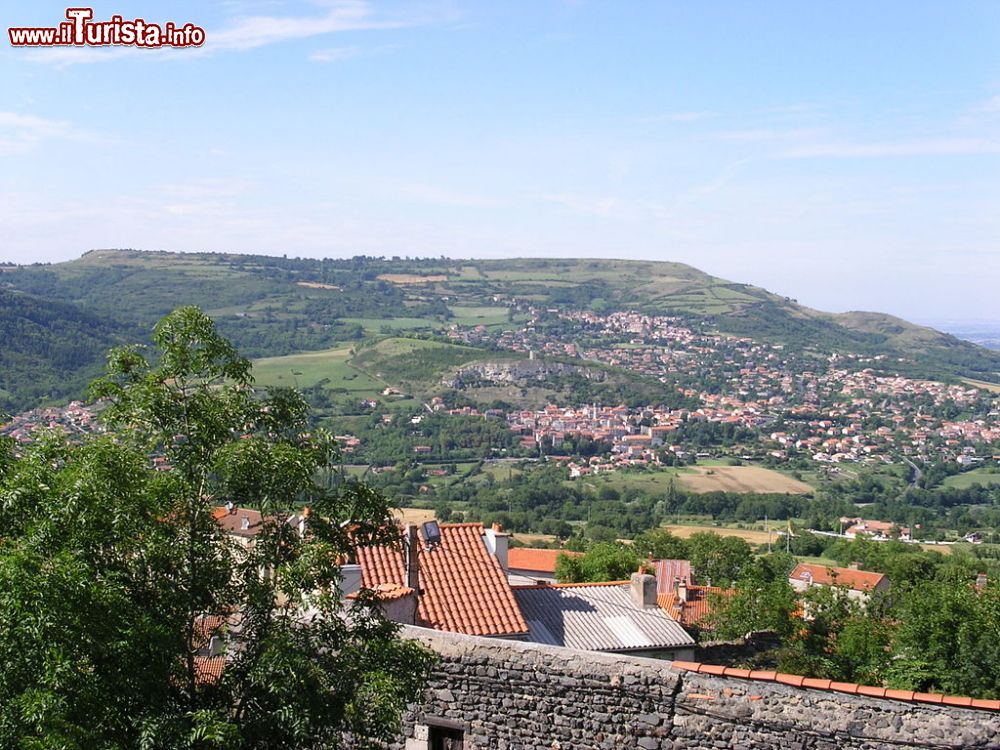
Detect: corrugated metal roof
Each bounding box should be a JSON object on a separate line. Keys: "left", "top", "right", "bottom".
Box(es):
{"left": 514, "top": 583, "right": 696, "bottom": 652}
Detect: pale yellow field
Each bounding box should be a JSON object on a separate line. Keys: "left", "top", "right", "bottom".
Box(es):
{"left": 377, "top": 274, "right": 449, "bottom": 284}
{"left": 297, "top": 281, "right": 341, "bottom": 290}
{"left": 394, "top": 507, "right": 437, "bottom": 525}
{"left": 964, "top": 378, "right": 1000, "bottom": 394}
{"left": 512, "top": 532, "right": 558, "bottom": 545}
{"left": 664, "top": 524, "right": 779, "bottom": 545}
{"left": 678, "top": 466, "right": 813, "bottom": 494}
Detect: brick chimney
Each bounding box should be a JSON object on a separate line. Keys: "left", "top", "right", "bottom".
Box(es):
{"left": 405, "top": 524, "right": 420, "bottom": 593}
{"left": 630, "top": 569, "right": 656, "bottom": 608}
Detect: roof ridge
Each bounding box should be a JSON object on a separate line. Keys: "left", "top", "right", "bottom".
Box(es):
{"left": 512, "top": 580, "right": 630, "bottom": 589}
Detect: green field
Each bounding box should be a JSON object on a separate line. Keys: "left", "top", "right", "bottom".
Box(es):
{"left": 944, "top": 468, "right": 1000, "bottom": 489}
{"left": 340, "top": 317, "right": 437, "bottom": 334}
{"left": 448, "top": 305, "right": 513, "bottom": 326}
{"left": 252, "top": 346, "right": 384, "bottom": 394}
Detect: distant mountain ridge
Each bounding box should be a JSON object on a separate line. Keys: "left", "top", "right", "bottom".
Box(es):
{"left": 0, "top": 249, "right": 997, "bottom": 412}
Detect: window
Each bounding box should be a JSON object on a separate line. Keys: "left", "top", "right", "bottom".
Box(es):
{"left": 429, "top": 725, "right": 464, "bottom": 750}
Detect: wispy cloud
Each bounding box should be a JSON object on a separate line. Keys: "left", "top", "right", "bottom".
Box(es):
{"left": 0, "top": 112, "right": 78, "bottom": 155}
{"left": 713, "top": 127, "right": 824, "bottom": 143}
{"left": 782, "top": 138, "right": 1000, "bottom": 159}
{"left": 309, "top": 42, "right": 399, "bottom": 63}
{"left": 209, "top": 1, "right": 403, "bottom": 52}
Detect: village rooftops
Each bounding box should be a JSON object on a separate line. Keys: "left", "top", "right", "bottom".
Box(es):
{"left": 355, "top": 522, "right": 528, "bottom": 637}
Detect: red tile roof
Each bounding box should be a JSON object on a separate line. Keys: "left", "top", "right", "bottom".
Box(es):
{"left": 790, "top": 563, "right": 887, "bottom": 592}
{"left": 356, "top": 523, "right": 528, "bottom": 637}
{"left": 658, "top": 585, "right": 732, "bottom": 627}
{"left": 213, "top": 506, "right": 264, "bottom": 538}
{"left": 508, "top": 547, "right": 581, "bottom": 574}
{"left": 653, "top": 560, "right": 693, "bottom": 595}
{"left": 194, "top": 655, "right": 226, "bottom": 686}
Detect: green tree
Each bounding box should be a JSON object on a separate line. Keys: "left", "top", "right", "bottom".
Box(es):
{"left": 708, "top": 567, "right": 797, "bottom": 640}
{"left": 889, "top": 579, "right": 1000, "bottom": 697}
{"left": 0, "top": 308, "right": 431, "bottom": 749}
{"left": 555, "top": 542, "right": 641, "bottom": 583}
{"left": 633, "top": 528, "right": 689, "bottom": 561}
{"left": 685, "top": 532, "right": 753, "bottom": 587}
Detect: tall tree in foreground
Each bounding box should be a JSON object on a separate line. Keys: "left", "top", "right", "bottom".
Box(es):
{"left": 0, "top": 307, "right": 431, "bottom": 750}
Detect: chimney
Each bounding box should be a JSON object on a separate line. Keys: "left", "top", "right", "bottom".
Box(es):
{"left": 630, "top": 570, "right": 657, "bottom": 608}
{"left": 677, "top": 578, "right": 688, "bottom": 604}
{"left": 240, "top": 516, "right": 250, "bottom": 531}
{"left": 207, "top": 634, "right": 224, "bottom": 658}
{"left": 339, "top": 563, "right": 362, "bottom": 597}
{"left": 405, "top": 524, "right": 420, "bottom": 593}
{"left": 848, "top": 561, "right": 861, "bottom": 570}
{"left": 483, "top": 523, "right": 510, "bottom": 572}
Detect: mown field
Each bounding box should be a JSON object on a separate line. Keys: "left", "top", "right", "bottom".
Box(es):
{"left": 663, "top": 523, "right": 780, "bottom": 546}
{"left": 944, "top": 468, "right": 1000, "bottom": 490}
{"left": 570, "top": 465, "right": 815, "bottom": 496}
{"left": 679, "top": 466, "right": 814, "bottom": 494}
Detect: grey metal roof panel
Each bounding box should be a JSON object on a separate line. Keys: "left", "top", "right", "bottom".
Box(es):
{"left": 513, "top": 584, "right": 696, "bottom": 652}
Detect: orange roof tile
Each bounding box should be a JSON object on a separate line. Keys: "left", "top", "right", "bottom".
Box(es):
{"left": 658, "top": 585, "right": 733, "bottom": 628}
{"left": 356, "top": 523, "right": 528, "bottom": 637}
{"left": 790, "top": 563, "right": 887, "bottom": 592}
{"left": 669, "top": 661, "right": 1000, "bottom": 712}
{"left": 193, "top": 655, "right": 226, "bottom": 686}
{"left": 508, "top": 547, "right": 580, "bottom": 574}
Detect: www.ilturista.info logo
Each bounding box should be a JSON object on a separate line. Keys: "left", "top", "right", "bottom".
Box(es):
{"left": 9, "top": 8, "right": 205, "bottom": 48}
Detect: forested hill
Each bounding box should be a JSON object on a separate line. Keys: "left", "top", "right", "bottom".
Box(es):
{"left": 0, "top": 288, "right": 139, "bottom": 413}
{"left": 0, "top": 250, "right": 997, "bottom": 412}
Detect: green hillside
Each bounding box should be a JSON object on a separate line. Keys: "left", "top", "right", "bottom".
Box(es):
{"left": 1, "top": 250, "right": 997, "bottom": 412}
{"left": 0, "top": 288, "right": 139, "bottom": 412}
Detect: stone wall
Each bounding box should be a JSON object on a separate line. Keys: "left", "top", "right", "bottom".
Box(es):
{"left": 393, "top": 626, "right": 1000, "bottom": 750}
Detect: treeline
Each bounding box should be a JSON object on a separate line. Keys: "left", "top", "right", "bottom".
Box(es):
{"left": 329, "top": 412, "right": 521, "bottom": 466}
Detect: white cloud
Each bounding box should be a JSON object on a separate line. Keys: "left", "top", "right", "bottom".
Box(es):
{"left": 209, "top": 1, "right": 402, "bottom": 52}
{"left": 0, "top": 112, "right": 75, "bottom": 155}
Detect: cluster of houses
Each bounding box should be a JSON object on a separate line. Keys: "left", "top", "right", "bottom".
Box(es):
{"left": 439, "top": 306, "right": 1000, "bottom": 470}
{"left": 0, "top": 401, "right": 100, "bottom": 443}
{"left": 205, "top": 508, "right": 899, "bottom": 669}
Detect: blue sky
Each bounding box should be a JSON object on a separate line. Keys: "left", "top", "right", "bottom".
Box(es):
{"left": 2, "top": 1, "right": 998, "bottom": 323}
